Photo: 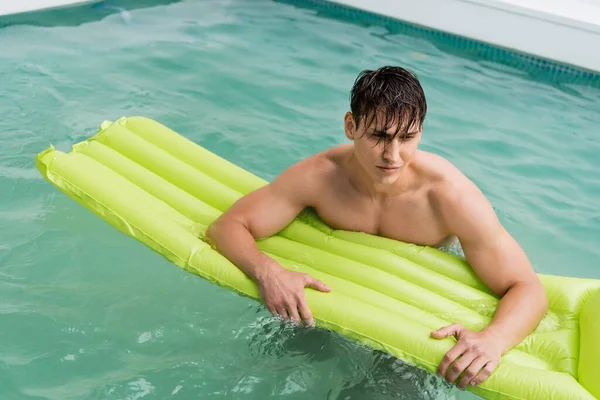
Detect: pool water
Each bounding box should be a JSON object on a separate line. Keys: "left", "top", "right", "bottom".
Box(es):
{"left": 1, "top": 0, "right": 599, "bottom": 399}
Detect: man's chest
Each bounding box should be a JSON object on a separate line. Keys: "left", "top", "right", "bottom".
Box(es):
{"left": 313, "top": 191, "right": 448, "bottom": 247}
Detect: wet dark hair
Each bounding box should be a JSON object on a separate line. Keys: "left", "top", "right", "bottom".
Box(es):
{"left": 350, "top": 66, "right": 427, "bottom": 139}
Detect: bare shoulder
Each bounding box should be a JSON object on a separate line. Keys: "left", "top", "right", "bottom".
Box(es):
{"left": 270, "top": 145, "right": 343, "bottom": 200}
{"left": 278, "top": 145, "right": 343, "bottom": 181}
{"left": 416, "top": 151, "right": 501, "bottom": 240}
{"left": 415, "top": 151, "right": 464, "bottom": 184}
{"left": 416, "top": 151, "right": 490, "bottom": 221}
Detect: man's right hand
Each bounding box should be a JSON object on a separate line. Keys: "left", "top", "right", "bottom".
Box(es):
{"left": 205, "top": 156, "right": 333, "bottom": 327}
{"left": 256, "top": 265, "right": 331, "bottom": 327}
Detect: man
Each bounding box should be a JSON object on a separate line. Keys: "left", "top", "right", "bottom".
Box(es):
{"left": 206, "top": 66, "right": 548, "bottom": 390}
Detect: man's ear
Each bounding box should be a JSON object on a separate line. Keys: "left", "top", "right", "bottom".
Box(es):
{"left": 344, "top": 112, "right": 356, "bottom": 141}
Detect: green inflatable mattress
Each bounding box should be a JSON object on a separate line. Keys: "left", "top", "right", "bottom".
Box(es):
{"left": 36, "top": 116, "right": 600, "bottom": 400}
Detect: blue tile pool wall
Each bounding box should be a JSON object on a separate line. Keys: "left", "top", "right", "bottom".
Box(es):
{"left": 277, "top": 0, "right": 600, "bottom": 89}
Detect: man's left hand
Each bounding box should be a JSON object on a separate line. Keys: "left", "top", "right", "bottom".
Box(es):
{"left": 431, "top": 323, "right": 503, "bottom": 389}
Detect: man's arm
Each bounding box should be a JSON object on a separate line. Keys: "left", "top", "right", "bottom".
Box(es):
{"left": 206, "top": 156, "right": 331, "bottom": 326}
{"left": 431, "top": 176, "right": 548, "bottom": 389}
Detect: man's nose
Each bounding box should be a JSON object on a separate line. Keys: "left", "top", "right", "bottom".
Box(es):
{"left": 383, "top": 140, "right": 401, "bottom": 162}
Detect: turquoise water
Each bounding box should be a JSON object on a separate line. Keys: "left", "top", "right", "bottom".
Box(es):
{"left": 1, "top": 0, "right": 599, "bottom": 399}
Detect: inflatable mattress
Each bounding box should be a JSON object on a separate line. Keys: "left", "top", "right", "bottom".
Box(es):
{"left": 36, "top": 117, "right": 600, "bottom": 400}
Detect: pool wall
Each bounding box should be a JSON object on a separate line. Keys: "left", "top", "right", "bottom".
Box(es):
{"left": 2, "top": 0, "right": 600, "bottom": 77}
{"left": 325, "top": 0, "right": 600, "bottom": 73}
{"left": 0, "top": 0, "right": 95, "bottom": 17}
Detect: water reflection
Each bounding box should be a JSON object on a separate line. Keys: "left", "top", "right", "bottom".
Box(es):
{"left": 243, "top": 310, "right": 458, "bottom": 399}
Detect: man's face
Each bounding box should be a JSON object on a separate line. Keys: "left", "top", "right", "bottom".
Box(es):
{"left": 344, "top": 111, "right": 421, "bottom": 185}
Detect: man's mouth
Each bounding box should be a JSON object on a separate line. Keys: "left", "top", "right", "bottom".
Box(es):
{"left": 377, "top": 166, "right": 401, "bottom": 172}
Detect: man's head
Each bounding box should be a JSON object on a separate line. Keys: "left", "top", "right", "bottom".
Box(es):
{"left": 344, "top": 66, "right": 427, "bottom": 184}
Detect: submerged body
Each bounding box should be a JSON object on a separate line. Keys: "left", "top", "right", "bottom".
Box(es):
{"left": 206, "top": 66, "right": 548, "bottom": 390}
